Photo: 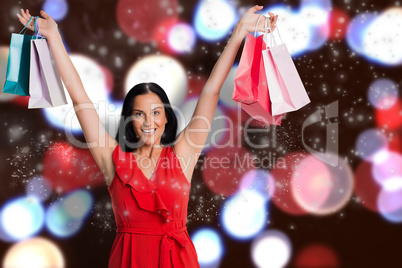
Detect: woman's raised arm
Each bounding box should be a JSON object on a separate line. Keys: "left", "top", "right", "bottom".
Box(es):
{"left": 173, "top": 6, "right": 278, "bottom": 166}
{"left": 16, "top": 9, "right": 117, "bottom": 185}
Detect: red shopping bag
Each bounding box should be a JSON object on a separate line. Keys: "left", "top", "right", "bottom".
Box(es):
{"left": 232, "top": 15, "right": 283, "bottom": 126}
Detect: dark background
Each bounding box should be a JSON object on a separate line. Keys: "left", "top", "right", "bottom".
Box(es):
{"left": 1, "top": 0, "right": 402, "bottom": 267}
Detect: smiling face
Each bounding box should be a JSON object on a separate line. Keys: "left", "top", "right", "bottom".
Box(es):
{"left": 132, "top": 92, "right": 168, "bottom": 147}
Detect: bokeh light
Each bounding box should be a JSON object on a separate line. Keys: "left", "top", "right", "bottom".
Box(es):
{"left": 239, "top": 169, "right": 275, "bottom": 200}
{"left": 328, "top": 8, "right": 350, "bottom": 40}
{"left": 375, "top": 99, "right": 402, "bottom": 130}
{"left": 251, "top": 230, "right": 292, "bottom": 268}
{"left": 43, "top": 0, "right": 69, "bottom": 21}
{"left": 42, "top": 142, "right": 104, "bottom": 193}
{"left": 293, "top": 243, "right": 339, "bottom": 268}
{"left": 194, "top": 0, "right": 237, "bottom": 41}
{"left": 124, "top": 54, "right": 187, "bottom": 108}
{"left": 355, "top": 128, "right": 388, "bottom": 162}
{"left": 26, "top": 176, "right": 52, "bottom": 202}
{"left": 62, "top": 189, "right": 93, "bottom": 219}
{"left": 367, "top": 78, "right": 399, "bottom": 110}
{"left": 116, "top": 0, "right": 178, "bottom": 42}
{"left": 220, "top": 189, "right": 267, "bottom": 240}
{"left": 2, "top": 237, "right": 65, "bottom": 268}
{"left": 346, "top": 12, "right": 377, "bottom": 54}
{"left": 46, "top": 193, "right": 88, "bottom": 238}
{"left": 0, "top": 196, "right": 45, "bottom": 241}
{"left": 371, "top": 151, "right": 402, "bottom": 186}
{"left": 0, "top": 46, "right": 17, "bottom": 102}
{"left": 168, "top": 22, "right": 196, "bottom": 54}
{"left": 363, "top": 8, "right": 402, "bottom": 65}
{"left": 378, "top": 184, "right": 402, "bottom": 223}
{"left": 291, "top": 152, "right": 354, "bottom": 215}
{"left": 153, "top": 17, "right": 179, "bottom": 54}
{"left": 191, "top": 228, "right": 224, "bottom": 266}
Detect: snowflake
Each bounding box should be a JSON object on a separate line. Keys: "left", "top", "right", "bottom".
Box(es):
{"left": 9, "top": 180, "right": 18, "bottom": 189}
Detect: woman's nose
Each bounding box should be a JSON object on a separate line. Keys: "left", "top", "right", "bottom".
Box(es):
{"left": 143, "top": 116, "right": 152, "bottom": 127}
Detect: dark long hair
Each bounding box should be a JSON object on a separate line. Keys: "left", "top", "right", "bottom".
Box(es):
{"left": 115, "top": 82, "right": 178, "bottom": 152}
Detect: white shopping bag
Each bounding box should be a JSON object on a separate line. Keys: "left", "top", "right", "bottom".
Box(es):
{"left": 261, "top": 16, "right": 310, "bottom": 116}
{"left": 28, "top": 24, "right": 67, "bottom": 109}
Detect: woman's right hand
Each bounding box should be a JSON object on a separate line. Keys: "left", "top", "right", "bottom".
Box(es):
{"left": 16, "top": 9, "right": 59, "bottom": 39}
{"left": 234, "top": 5, "right": 278, "bottom": 38}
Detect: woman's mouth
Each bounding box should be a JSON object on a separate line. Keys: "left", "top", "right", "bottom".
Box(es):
{"left": 142, "top": 128, "right": 156, "bottom": 134}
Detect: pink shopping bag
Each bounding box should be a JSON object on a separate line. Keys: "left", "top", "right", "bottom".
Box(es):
{"left": 262, "top": 16, "right": 310, "bottom": 116}
{"left": 28, "top": 16, "right": 67, "bottom": 109}
{"left": 232, "top": 15, "right": 283, "bottom": 125}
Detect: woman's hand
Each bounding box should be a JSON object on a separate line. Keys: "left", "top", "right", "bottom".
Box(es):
{"left": 16, "top": 9, "right": 59, "bottom": 39}
{"left": 235, "top": 5, "right": 278, "bottom": 37}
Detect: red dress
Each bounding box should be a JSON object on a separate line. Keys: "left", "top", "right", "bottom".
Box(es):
{"left": 107, "top": 144, "right": 200, "bottom": 268}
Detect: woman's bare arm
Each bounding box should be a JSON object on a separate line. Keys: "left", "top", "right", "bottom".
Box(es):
{"left": 174, "top": 6, "right": 278, "bottom": 169}
{"left": 16, "top": 9, "right": 117, "bottom": 184}
{"left": 45, "top": 30, "right": 90, "bottom": 104}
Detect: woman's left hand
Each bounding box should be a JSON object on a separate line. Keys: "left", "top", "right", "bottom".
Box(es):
{"left": 16, "top": 9, "right": 59, "bottom": 39}
{"left": 235, "top": 5, "right": 278, "bottom": 37}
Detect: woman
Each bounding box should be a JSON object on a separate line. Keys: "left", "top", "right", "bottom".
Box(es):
{"left": 17, "top": 6, "right": 278, "bottom": 267}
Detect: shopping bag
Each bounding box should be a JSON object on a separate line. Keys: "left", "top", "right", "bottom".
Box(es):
{"left": 262, "top": 16, "right": 310, "bottom": 116}
{"left": 232, "top": 15, "right": 283, "bottom": 126}
{"left": 28, "top": 16, "right": 68, "bottom": 108}
{"left": 2, "top": 16, "right": 35, "bottom": 96}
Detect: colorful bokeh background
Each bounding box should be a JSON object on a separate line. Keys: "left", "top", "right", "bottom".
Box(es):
{"left": 1, "top": 0, "right": 402, "bottom": 267}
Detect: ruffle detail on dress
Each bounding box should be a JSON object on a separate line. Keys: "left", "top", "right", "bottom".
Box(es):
{"left": 113, "top": 143, "right": 173, "bottom": 222}
{"left": 128, "top": 188, "right": 173, "bottom": 222}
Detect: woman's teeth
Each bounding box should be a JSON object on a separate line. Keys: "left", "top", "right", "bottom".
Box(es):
{"left": 142, "top": 128, "right": 156, "bottom": 134}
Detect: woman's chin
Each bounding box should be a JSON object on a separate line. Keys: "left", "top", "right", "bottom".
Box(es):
{"left": 139, "top": 135, "right": 159, "bottom": 145}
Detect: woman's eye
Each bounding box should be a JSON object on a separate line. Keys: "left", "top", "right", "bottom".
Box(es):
{"left": 133, "top": 111, "right": 158, "bottom": 117}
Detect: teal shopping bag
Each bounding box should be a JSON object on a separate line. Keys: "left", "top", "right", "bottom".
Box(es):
{"left": 2, "top": 16, "right": 35, "bottom": 96}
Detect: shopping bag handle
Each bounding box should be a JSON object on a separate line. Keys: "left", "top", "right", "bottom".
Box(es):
{"left": 34, "top": 16, "right": 45, "bottom": 40}
{"left": 264, "top": 16, "right": 276, "bottom": 49}
{"left": 253, "top": 14, "right": 264, "bottom": 38}
{"left": 264, "top": 15, "right": 284, "bottom": 49}
{"left": 18, "top": 15, "right": 34, "bottom": 35}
